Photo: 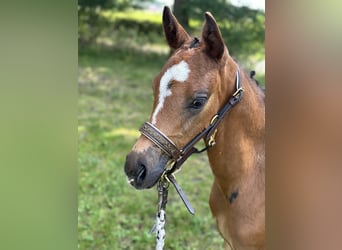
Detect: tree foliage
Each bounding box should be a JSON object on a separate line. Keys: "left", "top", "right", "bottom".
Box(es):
{"left": 173, "top": 0, "right": 264, "bottom": 58}
{"left": 78, "top": 0, "right": 133, "bottom": 10}
{"left": 78, "top": 0, "right": 135, "bottom": 46}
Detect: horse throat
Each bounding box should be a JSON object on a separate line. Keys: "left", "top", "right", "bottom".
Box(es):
{"left": 207, "top": 69, "right": 265, "bottom": 193}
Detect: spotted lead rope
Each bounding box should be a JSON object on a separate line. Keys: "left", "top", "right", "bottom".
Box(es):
{"left": 151, "top": 178, "right": 169, "bottom": 250}
{"left": 155, "top": 209, "right": 166, "bottom": 250}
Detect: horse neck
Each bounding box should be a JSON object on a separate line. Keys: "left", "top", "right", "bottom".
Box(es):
{"left": 207, "top": 59, "right": 265, "bottom": 186}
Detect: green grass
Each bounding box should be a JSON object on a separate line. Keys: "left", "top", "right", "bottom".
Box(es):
{"left": 78, "top": 47, "right": 224, "bottom": 249}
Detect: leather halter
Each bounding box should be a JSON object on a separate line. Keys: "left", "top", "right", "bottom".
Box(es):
{"left": 140, "top": 67, "right": 244, "bottom": 176}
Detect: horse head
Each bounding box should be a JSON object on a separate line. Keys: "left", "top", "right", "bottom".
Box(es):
{"left": 125, "top": 6, "right": 239, "bottom": 189}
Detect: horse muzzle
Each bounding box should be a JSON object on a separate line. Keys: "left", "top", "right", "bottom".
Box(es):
{"left": 124, "top": 146, "right": 170, "bottom": 189}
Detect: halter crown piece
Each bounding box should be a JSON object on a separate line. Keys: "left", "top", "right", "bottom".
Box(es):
{"left": 140, "top": 67, "right": 243, "bottom": 250}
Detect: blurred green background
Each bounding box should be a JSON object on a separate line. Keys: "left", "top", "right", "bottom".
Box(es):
{"left": 78, "top": 0, "right": 264, "bottom": 249}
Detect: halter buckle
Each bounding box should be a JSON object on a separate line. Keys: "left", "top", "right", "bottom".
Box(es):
{"left": 232, "top": 87, "right": 244, "bottom": 98}
{"left": 208, "top": 129, "right": 217, "bottom": 147}
{"left": 207, "top": 115, "right": 219, "bottom": 147}
{"left": 210, "top": 114, "right": 219, "bottom": 125}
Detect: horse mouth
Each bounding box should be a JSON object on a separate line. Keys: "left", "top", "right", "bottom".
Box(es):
{"left": 127, "top": 170, "right": 163, "bottom": 189}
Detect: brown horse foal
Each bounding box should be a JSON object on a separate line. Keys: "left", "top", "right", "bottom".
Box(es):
{"left": 125, "top": 7, "right": 265, "bottom": 250}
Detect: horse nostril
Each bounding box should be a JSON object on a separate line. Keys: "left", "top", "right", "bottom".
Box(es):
{"left": 136, "top": 164, "right": 147, "bottom": 185}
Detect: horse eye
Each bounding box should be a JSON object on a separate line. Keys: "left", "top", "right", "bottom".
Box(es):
{"left": 191, "top": 97, "right": 207, "bottom": 109}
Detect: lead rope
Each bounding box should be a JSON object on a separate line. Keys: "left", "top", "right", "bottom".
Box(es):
{"left": 151, "top": 177, "right": 169, "bottom": 250}
{"left": 150, "top": 172, "right": 195, "bottom": 249}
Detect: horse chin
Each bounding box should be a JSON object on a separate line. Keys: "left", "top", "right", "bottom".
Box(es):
{"left": 144, "top": 174, "right": 162, "bottom": 189}
{"left": 145, "top": 159, "right": 176, "bottom": 188}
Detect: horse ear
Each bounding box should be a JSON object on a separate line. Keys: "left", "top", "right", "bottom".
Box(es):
{"left": 202, "top": 12, "right": 226, "bottom": 60}
{"left": 162, "top": 6, "right": 190, "bottom": 49}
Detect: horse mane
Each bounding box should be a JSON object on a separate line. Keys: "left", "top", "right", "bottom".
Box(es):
{"left": 250, "top": 70, "right": 259, "bottom": 85}
{"left": 189, "top": 37, "right": 200, "bottom": 49}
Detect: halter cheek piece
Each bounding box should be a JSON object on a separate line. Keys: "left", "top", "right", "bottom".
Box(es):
{"left": 139, "top": 68, "right": 243, "bottom": 214}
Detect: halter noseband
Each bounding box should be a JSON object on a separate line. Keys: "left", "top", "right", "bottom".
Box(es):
{"left": 140, "top": 67, "right": 244, "bottom": 176}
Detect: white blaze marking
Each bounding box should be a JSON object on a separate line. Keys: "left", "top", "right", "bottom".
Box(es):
{"left": 151, "top": 60, "right": 190, "bottom": 125}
